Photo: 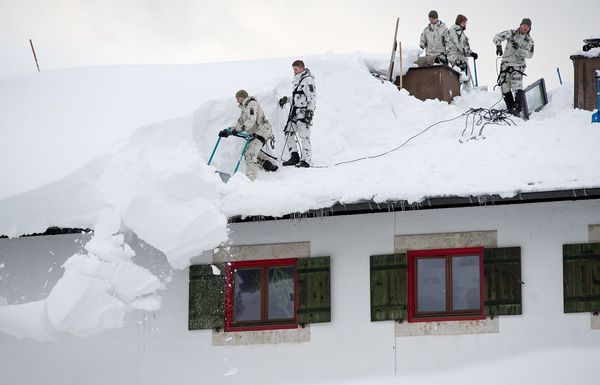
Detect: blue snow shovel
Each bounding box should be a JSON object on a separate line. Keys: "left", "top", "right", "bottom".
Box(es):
{"left": 472, "top": 57, "right": 479, "bottom": 88}
{"left": 207, "top": 129, "right": 252, "bottom": 182}
{"left": 592, "top": 74, "right": 600, "bottom": 123}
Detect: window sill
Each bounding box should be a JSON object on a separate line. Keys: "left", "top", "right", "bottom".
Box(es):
{"left": 212, "top": 326, "right": 310, "bottom": 346}
{"left": 396, "top": 317, "right": 498, "bottom": 337}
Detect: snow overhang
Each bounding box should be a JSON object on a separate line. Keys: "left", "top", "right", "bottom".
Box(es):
{"left": 229, "top": 187, "right": 600, "bottom": 223}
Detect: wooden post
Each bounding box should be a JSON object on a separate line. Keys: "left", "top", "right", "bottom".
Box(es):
{"left": 29, "top": 39, "right": 40, "bottom": 72}
{"left": 398, "top": 41, "right": 403, "bottom": 89}
{"left": 387, "top": 17, "right": 399, "bottom": 81}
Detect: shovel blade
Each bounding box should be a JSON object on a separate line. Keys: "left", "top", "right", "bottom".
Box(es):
{"left": 593, "top": 111, "right": 600, "bottom": 123}
{"left": 216, "top": 171, "right": 231, "bottom": 183}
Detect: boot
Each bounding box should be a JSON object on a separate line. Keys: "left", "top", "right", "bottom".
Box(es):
{"left": 282, "top": 152, "right": 299, "bottom": 166}
{"left": 295, "top": 161, "right": 310, "bottom": 168}
{"left": 262, "top": 159, "right": 279, "bottom": 172}
{"left": 503, "top": 92, "right": 515, "bottom": 110}
{"left": 514, "top": 90, "right": 525, "bottom": 115}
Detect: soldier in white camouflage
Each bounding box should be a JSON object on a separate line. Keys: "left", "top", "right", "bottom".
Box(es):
{"left": 493, "top": 18, "right": 534, "bottom": 115}
{"left": 219, "top": 90, "right": 278, "bottom": 181}
{"left": 279, "top": 60, "right": 316, "bottom": 168}
{"left": 448, "top": 14, "right": 478, "bottom": 88}
{"left": 419, "top": 10, "right": 450, "bottom": 64}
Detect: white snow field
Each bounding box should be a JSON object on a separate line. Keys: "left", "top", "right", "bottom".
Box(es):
{"left": 1, "top": 52, "right": 599, "bottom": 343}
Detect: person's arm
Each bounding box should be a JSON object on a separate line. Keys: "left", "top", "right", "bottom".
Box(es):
{"left": 419, "top": 28, "right": 427, "bottom": 50}
{"left": 523, "top": 37, "right": 534, "bottom": 59}
{"left": 493, "top": 30, "right": 512, "bottom": 46}
{"left": 237, "top": 100, "right": 258, "bottom": 132}
{"left": 304, "top": 78, "right": 316, "bottom": 112}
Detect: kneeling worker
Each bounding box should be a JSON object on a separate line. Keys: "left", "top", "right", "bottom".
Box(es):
{"left": 219, "top": 90, "right": 278, "bottom": 181}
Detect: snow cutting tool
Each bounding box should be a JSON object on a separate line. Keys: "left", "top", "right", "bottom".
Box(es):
{"left": 207, "top": 129, "right": 252, "bottom": 182}
{"left": 593, "top": 71, "right": 600, "bottom": 123}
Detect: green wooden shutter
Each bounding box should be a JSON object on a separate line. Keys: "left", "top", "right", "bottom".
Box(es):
{"left": 188, "top": 263, "right": 225, "bottom": 331}
{"left": 297, "top": 256, "right": 330, "bottom": 325}
{"left": 370, "top": 253, "right": 407, "bottom": 322}
{"left": 563, "top": 243, "right": 600, "bottom": 313}
{"left": 484, "top": 247, "right": 522, "bottom": 318}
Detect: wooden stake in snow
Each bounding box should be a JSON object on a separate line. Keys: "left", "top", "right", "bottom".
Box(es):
{"left": 398, "top": 41, "right": 403, "bottom": 89}
{"left": 387, "top": 17, "right": 399, "bottom": 82}
{"left": 29, "top": 39, "right": 40, "bottom": 72}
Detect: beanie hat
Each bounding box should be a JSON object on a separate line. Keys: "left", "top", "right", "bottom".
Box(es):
{"left": 235, "top": 89, "right": 248, "bottom": 99}
{"left": 428, "top": 10, "right": 438, "bottom": 19}
{"left": 455, "top": 14, "right": 467, "bottom": 25}
{"left": 520, "top": 18, "right": 532, "bottom": 28}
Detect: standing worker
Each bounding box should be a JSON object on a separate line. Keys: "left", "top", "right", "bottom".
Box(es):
{"left": 448, "top": 14, "right": 478, "bottom": 88}
{"left": 219, "top": 90, "right": 278, "bottom": 181}
{"left": 493, "top": 18, "right": 535, "bottom": 116}
{"left": 419, "top": 10, "right": 450, "bottom": 64}
{"left": 278, "top": 60, "right": 316, "bottom": 168}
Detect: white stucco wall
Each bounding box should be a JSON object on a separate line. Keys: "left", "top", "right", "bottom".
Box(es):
{"left": 1, "top": 199, "right": 600, "bottom": 384}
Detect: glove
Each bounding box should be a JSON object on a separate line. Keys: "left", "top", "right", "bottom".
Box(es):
{"left": 304, "top": 109, "right": 314, "bottom": 124}
{"left": 512, "top": 41, "right": 519, "bottom": 50}
{"left": 496, "top": 45, "right": 503, "bottom": 56}
{"left": 278, "top": 96, "right": 288, "bottom": 108}
{"left": 470, "top": 52, "right": 478, "bottom": 60}
{"left": 218, "top": 129, "right": 230, "bottom": 138}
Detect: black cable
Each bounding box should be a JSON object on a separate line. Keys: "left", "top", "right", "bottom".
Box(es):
{"left": 309, "top": 112, "right": 469, "bottom": 169}
{"left": 459, "top": 102, "right": 517, "bottom": 142}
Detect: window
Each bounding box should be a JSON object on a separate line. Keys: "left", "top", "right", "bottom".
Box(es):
{"left": 407, "top": 247, "right": 485, "bottom": 322}
{"left": 224, "top": 258, "right": 298, "bottom": 331}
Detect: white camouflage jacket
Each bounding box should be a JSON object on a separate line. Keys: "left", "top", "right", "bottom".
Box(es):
{"left": 493, "top": 29, "right": 534, "bottom": 68}
{"left": 419, "top": 20, "right": 450, "bottom": 58}
{"left": 234, "top": 96, "right": 272, "bottom": 140}
{"left": 448, "top": 24, "right": 472, "bottom": 64}
{"left": 289, "top": 68, "right": 316, "bottom": 121}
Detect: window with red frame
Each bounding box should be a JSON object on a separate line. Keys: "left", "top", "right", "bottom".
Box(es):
{"left": 407, "top": 247, "right": 484, "bottom": 322}
{"left": 224, "top": 258, "right": 298, "bottom": 332}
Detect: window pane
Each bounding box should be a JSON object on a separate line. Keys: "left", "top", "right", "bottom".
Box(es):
{"left": 268, "top": 267, "right": 295, "bottom": 320}
{"left": 417, "top": 258, "right": 446, "bottom": 312}
{"left": 452, "top": 255, "right": 481, "bottom": 311}
{"left": 234, "top": 268, "right": 261, "bottom": 322}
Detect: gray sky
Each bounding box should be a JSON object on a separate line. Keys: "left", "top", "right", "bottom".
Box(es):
{"left": 1, "top": 0, "right": 599, "bottom": 88}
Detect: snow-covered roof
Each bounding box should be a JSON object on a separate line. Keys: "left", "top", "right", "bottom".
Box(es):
{"left": 1, "top": 53, "right": 600, "bottom": 265}
{"left": 2, "top": 52, "right": 600, "bottom": 341}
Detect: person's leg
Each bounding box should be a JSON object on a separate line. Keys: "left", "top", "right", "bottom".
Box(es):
{"left": 282, "top": 122, "right": 300, "bottom": 166}
{"left": 258, "top": 149, "right": 278, "bottom": 172}
{"left": 500, "top": 64, "right": 515, "bottom": 110}
{"left": 511, "top": 71, "right": 524, "bottom": 114}
{"left": 296, "top": 121, "right": 312, "bottom": 165}
{"left": 244, "top": 138, "right": 262, "bottom": 181}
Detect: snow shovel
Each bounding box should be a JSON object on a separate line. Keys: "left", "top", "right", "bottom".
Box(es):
{"left": 207, "top": 129, "right": 252, "bottom": 182}
{"left": 593, "top": 74, "right": 600, "bottom": 123}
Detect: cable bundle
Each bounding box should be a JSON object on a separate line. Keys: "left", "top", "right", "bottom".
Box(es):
{"left": 459, "top": 107, "right": 517, "bottom": 143}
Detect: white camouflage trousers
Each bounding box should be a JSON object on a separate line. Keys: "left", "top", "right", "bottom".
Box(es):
{"left": 499, "top": 63, "right": 524, "bottom": 93}
{"left": 285, "top": 121, "right": 312, "bottom": 164}
{"left": 244, "top": 138, "right": 268, "bottom": 181}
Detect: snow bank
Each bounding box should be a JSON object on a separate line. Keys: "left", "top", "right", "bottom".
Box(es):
{"left": 2, "top": 52, "right": 600, "bottom": 340}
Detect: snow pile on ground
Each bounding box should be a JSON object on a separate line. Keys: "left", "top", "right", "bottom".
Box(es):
{"left": 0, "top": 210, "right": 164, "bottom": 340}
{"left": 2, "top": 51, "right": 600, "bottom": 340}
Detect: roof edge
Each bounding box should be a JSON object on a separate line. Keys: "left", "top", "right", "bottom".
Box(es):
{"left": 229, "top": 188, "right": 600, "bottom": 223}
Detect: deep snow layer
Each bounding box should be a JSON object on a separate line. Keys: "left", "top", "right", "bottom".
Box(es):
{"left": 1, "top": 52, "right": 600, "bottom": 340}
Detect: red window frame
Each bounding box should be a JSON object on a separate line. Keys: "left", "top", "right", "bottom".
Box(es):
{"left": 407, "top": 247, "right": 485, "bottom": 322}
{"left": 224, "top": 258, "right": 298, "bottom": 332}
